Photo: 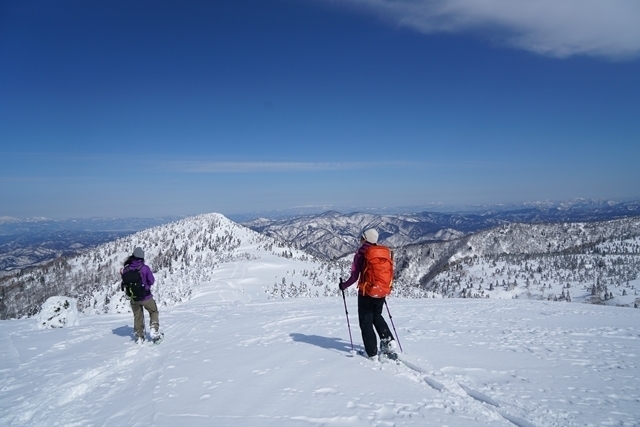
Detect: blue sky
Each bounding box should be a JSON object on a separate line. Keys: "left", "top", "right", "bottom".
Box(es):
{"left": 1, "top": 0, "right": 639, "bottom": 219}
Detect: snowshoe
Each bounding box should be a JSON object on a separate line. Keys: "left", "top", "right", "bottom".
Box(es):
{"left": 152, "top": 332, "right": 164, "bottom": 345}
{"left": 380, "top": 338, "right": 399, "bottom": 360}
{"left": 356, "top": 350, "right": 379, "bottom": 361}
{"left": 381, "top": 351, "right": 398, "bottom": 361}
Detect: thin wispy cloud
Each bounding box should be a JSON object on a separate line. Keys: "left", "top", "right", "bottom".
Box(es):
{"left": 168, "top": 161, "right": 410, "bottom": 173}
{"left": 337, "top": 0, "right": 640, "bottom": 59}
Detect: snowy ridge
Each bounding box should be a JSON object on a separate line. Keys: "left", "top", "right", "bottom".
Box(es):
{"left": 243, "top": 210, "right": 467, "bottom": 260}
{"left": 0, "top": 216, "right": 20, "bottom": 224}
{"left": 243, "top": 200, "right": 640, "bottom": 260}
{"left": 0, "top": 216, "right": 183, "bottom": 274}
{"left": 4, "top": 214, "right": 640, "bottom": 319}
{"left": 0, "top": 213, "right": 348, "bottom": 320}
{"left": 394, "top": 217, "right": 640, "bottom": 306}
{"left": 0, "top": 230, "right": 132, "bottom": 276}
{"left": 1, "top": 214, "right": 639, "bottom": 426}
{"left": 4, "top": 199, "right": 640, "bottom": 276}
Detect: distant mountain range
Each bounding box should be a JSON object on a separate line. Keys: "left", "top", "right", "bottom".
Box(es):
{"left": 0, "top": 230, "right": 132, "bottom": 273}
{"left": 242, "top": 198, "right": 640, "bottom": 260}
{"left": 2, "top": 198, "right": 640, "bottom": 275}
{"left": 229, "top": 197, "right": 640, "bottom": 222}
{"left": 243, "top": 211, "right": 466, "bottom": 260}
{"left": 2, "top": 205, "right": 640, "bottom": 319}
{"left": 0, "top": 216, "right": 183, "bottom": 233}
{"left": 0, "top": 216, "right": 181, "bottom": 274}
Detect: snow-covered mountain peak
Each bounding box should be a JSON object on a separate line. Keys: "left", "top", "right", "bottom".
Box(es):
{"left": 0, "top": 213, "right": 348, "bottom": 320}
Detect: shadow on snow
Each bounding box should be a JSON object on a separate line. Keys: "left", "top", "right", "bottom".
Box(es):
{"left": 112, "top": 325, "right": 135, "bottom": 339}
{"left": 290, "top": 333, "right": 359, "bottom": 354}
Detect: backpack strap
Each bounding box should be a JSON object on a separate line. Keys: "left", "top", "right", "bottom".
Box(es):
{"left": 123, "top": 264, "right": 143, "bottom": 274}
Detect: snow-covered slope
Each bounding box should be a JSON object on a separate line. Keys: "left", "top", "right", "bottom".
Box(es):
{"left": 394, "top": 217, "right": 640, "bottom": 305}
{"left": 2, "top": 212, "right": 639, "bottom": 426}
{"left": 4, "top": 214, "right": 640, "bottom": 319}
{"left": 1, "top": 280, "right": 639, "bottom": 426}
{"left": 0, "top": 213, "right": 348, "bottom": 320}
{"left": 0, "top": 230, "right": 133, "bottom": 275}
{"left": 0, "top": 217, "right": 183, "bottom": 274}
{"left": 243, "top": 211, "right": 466, "bottom": 260}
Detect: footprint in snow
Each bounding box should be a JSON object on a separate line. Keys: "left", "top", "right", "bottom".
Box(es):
{"left": 313, "top": 387, "right": 338, "bottom": 395}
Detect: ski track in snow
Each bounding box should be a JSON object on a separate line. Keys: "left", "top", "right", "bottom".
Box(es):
{"left": 1, "top": 279, "right": 640, "bottom": 426}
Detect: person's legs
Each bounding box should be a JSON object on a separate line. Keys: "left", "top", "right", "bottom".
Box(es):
{"left": 142, "top": 298, "right": 159, "bottom": 334}
{"left": 371, "top": 297, "right": 394, "bottom": 342}
{"left": 358, "top": 295, "right": 378, "bottom": 357}
{"left": 131, "top": 301, "right": 145, "bottom": 339}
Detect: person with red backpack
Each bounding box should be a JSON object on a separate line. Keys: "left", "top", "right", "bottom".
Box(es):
{"left": 121, "top": 247, "right": 163, "bottom": 344}
{"left": 339, "top": 229, "right": 398, "bottom": 360}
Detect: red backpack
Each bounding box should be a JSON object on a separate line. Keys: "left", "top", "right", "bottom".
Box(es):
{"left": 358, "top": 245, "right": 394, "bottom": 298}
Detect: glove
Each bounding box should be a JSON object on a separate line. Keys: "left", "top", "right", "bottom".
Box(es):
{"left": 339, "top": 279, "right": 345, "bottom": 291}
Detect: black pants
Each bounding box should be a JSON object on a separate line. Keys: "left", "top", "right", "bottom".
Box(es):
{"left": 358, "top": 294, "right": 394, "bottom": 357}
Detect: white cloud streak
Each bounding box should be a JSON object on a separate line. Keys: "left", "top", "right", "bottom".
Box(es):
{"left": 169, "top": 161, "right": 408, "bottom": 173}
{"left": 337, "top": 0, "right": 640, "bottom": 59}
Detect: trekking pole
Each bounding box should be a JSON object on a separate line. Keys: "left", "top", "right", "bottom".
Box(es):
{"left": 341, "top": 287, "right": 355, "bottom": 353}
{"left": 384, "top": 300, "right": 403, "bottom": 352}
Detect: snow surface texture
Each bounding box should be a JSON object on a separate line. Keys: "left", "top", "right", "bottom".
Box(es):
{"left": 1, "top": 212, "right": 640, "bottom": 426}
{"left": 1, "top": 261, "right": 640, "bottom": 426}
